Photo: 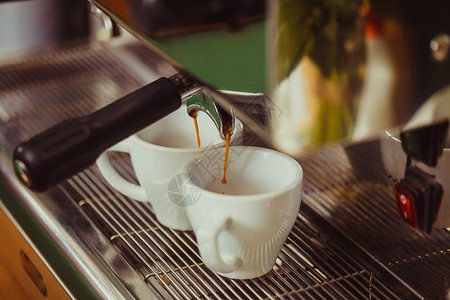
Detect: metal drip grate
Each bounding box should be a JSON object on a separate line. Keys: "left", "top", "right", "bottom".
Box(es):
{"left": 298, "top": 144, "right": 450, "bottom": 299}
{"left": 61, "top": 166, "right": 400, "bottom": 300}
{"left": 0, "top": 40, "right": 447, "bottom": 299}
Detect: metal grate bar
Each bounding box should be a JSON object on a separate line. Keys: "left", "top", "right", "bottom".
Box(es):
{"left": 279, "top": 240, "right": 366, "bottom": 299}
{"left": 278, "top": 247, "right": 348, "bottom": 300}
{"left": 291, "top": 217, "right": 400, "bottom": 300}
{"left": 270, "top": 267, "right": 304, "bottom": 299}
{"left": 66, "top": 176, "right": 186, "bottom": 299}
{"left": 0, "top": 46, "right": 127, "bottom": 92}
{"left": 287, "top": 225, "right": 367, "bottom": 299}
{"left": 304, "top": 151, "right": 412, "bottom": 244}
{"left": 74, "top": 172, "right": 204, "bottom": 299}
{"left": 75, "top": 176, "right": 195, "bottom": 299}
{"left": 171, "top": 233, "right": 247, "bottom": 300}
{"left": 260, "top": 275, "right": 294, "bottom": 299}
{"left": 299, "top": 145, "right": 450, "bottom": 299}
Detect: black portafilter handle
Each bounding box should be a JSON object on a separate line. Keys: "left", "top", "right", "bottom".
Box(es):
{"left": 13, "top": 76, "right": 188, "bottom": 192}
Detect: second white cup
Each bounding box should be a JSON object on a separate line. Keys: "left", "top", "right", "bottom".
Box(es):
{"left": 96, "top": 105, "right": 243, "bottom": 231}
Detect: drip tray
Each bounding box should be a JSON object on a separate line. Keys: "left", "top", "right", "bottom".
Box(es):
{"left": 69, "top": 177, "right": 395, "bottom": 299}
{"left": 66, "top": 172, "right": 400, "bottom": 300}
{"left": 0, "top": 39, "right": 448, "bottom": 299}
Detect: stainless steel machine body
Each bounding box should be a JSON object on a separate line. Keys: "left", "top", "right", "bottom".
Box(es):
{"left": 0, "top": 37, "right": 448, "bottom": 299}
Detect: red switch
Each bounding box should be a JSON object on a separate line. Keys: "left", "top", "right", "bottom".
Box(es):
{"left": 394, "top": 183, "right": 418, "bottom": 228}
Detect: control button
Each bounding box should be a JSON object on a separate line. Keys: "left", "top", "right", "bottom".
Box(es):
{"left": 394, "top": 183, "right": 418, "bottom": 228}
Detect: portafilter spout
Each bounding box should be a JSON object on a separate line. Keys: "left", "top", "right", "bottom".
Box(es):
{"left": 186, "top": 91, "right": 234, "bottom": 139}
{"left": 13, "top": 72, "right": 234, "bottom": 192}
{"left": 170, "top": 73, "right": 235, "bottom": 139}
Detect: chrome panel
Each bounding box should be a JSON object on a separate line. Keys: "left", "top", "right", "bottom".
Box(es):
{"left": 0, "top": 36, "right": 447, "bottom": 299}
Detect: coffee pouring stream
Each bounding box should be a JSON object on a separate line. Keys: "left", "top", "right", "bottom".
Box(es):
{"left": 184, "top": 90, "right": 235, "bottom": 184}
{"left": 12, "top": 72, "right": 235, "bottom": 192}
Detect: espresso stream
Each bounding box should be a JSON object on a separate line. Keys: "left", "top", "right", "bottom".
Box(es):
{"left": 193, "top": 116, "right": 230, "bottom": 184}
{"left": 193, "top": 115, "right": 201, "bottom": 148}
{"left": 221, "top": 131, "right": 231, "bottom": 184}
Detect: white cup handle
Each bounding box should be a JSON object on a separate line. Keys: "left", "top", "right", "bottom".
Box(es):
{"left": 196, "top": 216, "right": 242, "bottom": 273}
{"left": 96, "top": 139, "right": 147, "bottom": 201}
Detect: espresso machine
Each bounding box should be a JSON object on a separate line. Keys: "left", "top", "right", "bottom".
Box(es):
{"left": 0, "top": 0, "right": 449, "bottom": 299}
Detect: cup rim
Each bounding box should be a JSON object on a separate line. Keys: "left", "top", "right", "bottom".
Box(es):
{"left": 129, "top": 118, "right": 243, "bottom": 153}
{"left": 184, "top": 146, "right": 303, "bottom": 200}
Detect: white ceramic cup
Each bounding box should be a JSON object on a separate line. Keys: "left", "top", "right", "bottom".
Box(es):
{"left": 96, "top": 105, "right": 243, "bottom": 231}
{"left": 182, "top": 146, "right": 303, "bottom": 279}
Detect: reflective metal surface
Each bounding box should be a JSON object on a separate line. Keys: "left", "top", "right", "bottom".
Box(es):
{"left": 0, "top": 37, "right": 448, "bottom": 299}
{"left": 89, "top": 0, "right": 450, "bottom": 155}
{"left": 89, "top": 0, "right": 266, "bottom": 93}
{"left": 0, "top": 0, "right": 89, "bottom": 52}
{"left": 0, "top": 37, "right": 177, "bottom": 300}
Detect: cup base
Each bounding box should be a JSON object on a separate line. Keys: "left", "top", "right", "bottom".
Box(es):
{"left": 155, "top": 217, "right": 193, "bottom": 231}
{"left": 214, "top": 264, "right": 274, "bottom": 280}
